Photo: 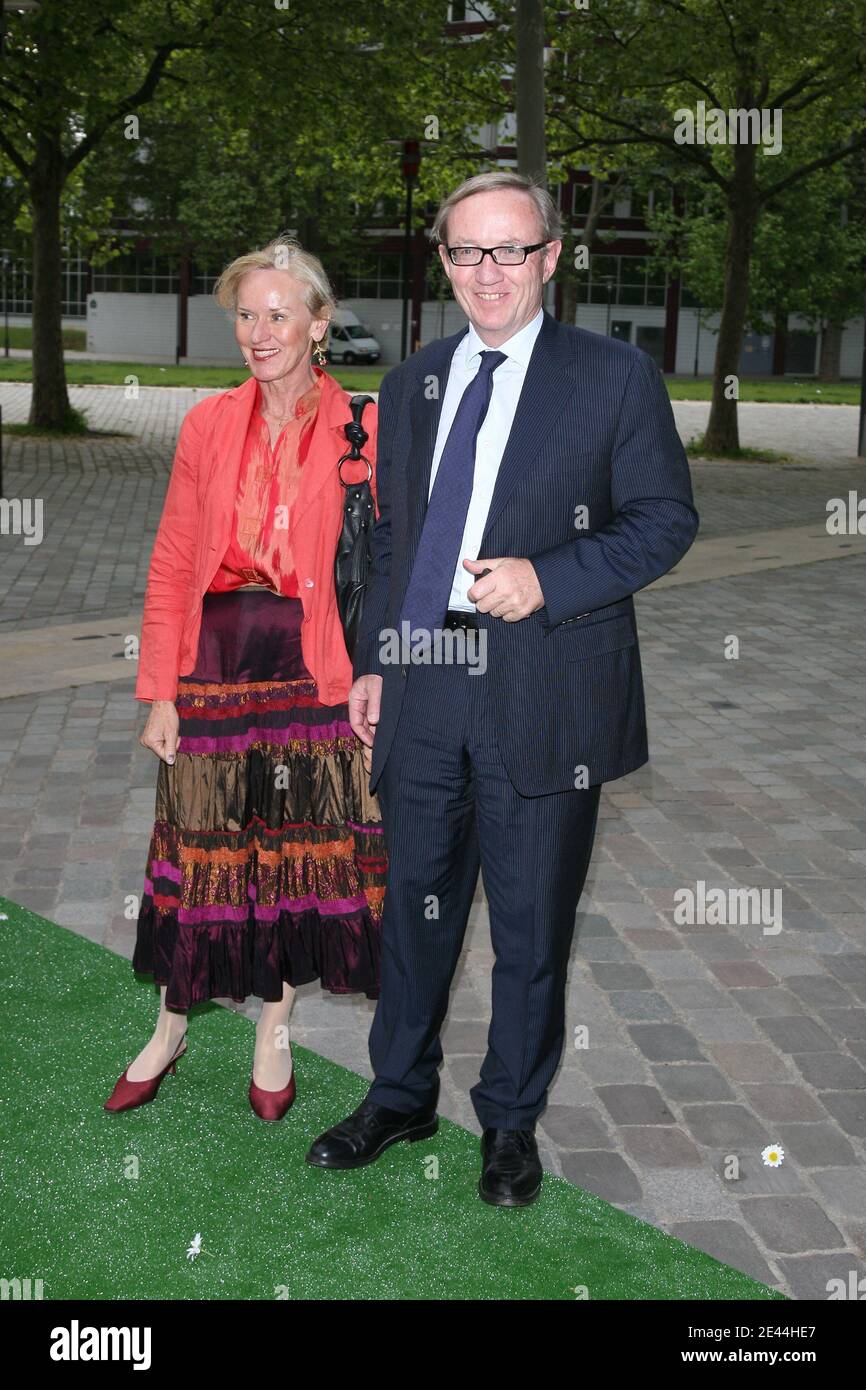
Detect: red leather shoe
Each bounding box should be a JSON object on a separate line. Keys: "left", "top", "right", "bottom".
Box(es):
{"left": 249, "top": 1066, "right": 296, "bottom": 1121}
{"left": 104, "top": 1036, "right": 188, "bottom": 1112}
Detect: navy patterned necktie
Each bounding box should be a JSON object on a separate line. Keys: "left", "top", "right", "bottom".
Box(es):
{"left": 398, "top": 348, "right": 507, "bottom": 636}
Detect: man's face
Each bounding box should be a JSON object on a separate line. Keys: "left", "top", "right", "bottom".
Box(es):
{"left": 437, "top": 189, "right": 561, "bottom": 347}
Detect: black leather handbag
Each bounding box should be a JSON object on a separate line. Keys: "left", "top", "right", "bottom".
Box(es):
{"left": 334, "top": 394, "right": 376, "bottom": 658}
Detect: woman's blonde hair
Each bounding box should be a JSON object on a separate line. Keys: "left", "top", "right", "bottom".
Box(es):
{"left": 213, "top": 235, "right": 337, "bottom": 346}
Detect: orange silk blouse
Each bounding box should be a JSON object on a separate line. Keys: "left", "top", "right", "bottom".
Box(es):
{"left": 208, "top": 373, "right": 324, "bottom": 597}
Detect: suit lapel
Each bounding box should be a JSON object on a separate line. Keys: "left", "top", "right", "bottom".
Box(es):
{"left": 478, "top": 311, "right": 576, "bottom": 548}
{"left": 402, "top": 313, "right": 578, "bottom": 575}
{"left": 405, "top": 328, "right": 466, "bottom": 567}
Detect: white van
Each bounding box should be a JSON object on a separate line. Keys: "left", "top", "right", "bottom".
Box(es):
{"left": 327, "top": 308, "right": 380, "bottom": 364}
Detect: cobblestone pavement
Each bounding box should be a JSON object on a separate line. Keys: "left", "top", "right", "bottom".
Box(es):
{"left": 2, "top": 382, "right": 866, "bottom": 1299}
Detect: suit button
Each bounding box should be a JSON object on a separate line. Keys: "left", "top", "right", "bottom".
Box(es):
{"left": 400, "top": 666, "right": 407, "bottom": 678}
{"left": 304, "top": 578, "right": 314, "bottom": 588}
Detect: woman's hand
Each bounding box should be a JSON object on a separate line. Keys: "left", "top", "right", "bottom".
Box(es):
{"left": 140, "top": 699, "right": 180, "bottom": 764}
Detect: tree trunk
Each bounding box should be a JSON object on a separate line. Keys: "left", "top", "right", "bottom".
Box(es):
{"left": 28, "top": 134, "right": 71, "bottom": 430}
{"left": 818, "top": 321, "right": 842, "bottom": 382}
{"left": 772, "top": 311, "right": 787, "bottom": 376}
{"left": 559, "top": 179, "right": 608, "bottom": 326}
{"left": 515, "top": 0, "right": 546, "bottom": 186}
{"left": 560, "top": 274, "right": 577, "bottom": 325}
{"left": 704, "top": 141, "right": 758, "bottom": 454}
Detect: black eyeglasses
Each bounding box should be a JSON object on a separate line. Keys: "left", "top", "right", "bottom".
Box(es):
{"left": 445, "top": 242, "right": 549, "bottom": 266}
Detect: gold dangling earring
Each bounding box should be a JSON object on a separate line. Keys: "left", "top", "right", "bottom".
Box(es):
{"left": 312, "top": 338, "right": 327, "bottom": 367}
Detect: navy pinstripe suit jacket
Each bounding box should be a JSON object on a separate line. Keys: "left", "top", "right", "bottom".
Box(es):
{"left": 352, "top": 308, "right": 699, "bottom": 796}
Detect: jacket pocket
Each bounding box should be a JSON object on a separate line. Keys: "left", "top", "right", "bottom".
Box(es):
{"left": 549, "top": 612, "right": 636, "bottom": 661}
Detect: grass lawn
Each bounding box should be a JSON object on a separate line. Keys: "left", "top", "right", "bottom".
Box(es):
{"left": 0, "top": 357, "right": 385, "bottom": 393}
{"left": 665, "top": 376, "right": 859, "bottom": 405}
{"left": 2, "top": 326, "right": 87, "bottom": 352}
{"left": 0, "top": 355, "right": 860, "bottom": 404}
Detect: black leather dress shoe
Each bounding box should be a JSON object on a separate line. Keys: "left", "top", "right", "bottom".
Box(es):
{"left": 305, "top": 1096, "right": 439, "bottom": 1169}
{"left": 478, "top": 1128, "right": 543, "bottom": 1206}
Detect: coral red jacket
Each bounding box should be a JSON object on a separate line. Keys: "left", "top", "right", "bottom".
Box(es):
{"left": 135, "top": 367, "right": 378, "bottom": 706}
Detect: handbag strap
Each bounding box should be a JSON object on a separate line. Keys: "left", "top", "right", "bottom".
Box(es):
{"left": 337, "top": 393, "right": 375, "bottom": 485}
{"left": 342, "top": 394, "right": 375, "bottom": 459}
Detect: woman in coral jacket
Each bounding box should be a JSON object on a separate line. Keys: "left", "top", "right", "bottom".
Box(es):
{"left": 104, "top": 237, "right": 384, "bottom": 1121}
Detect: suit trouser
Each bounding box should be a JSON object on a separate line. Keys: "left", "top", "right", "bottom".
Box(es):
{"left": 367, "top": 654, "right": 602, "bottom": 1130}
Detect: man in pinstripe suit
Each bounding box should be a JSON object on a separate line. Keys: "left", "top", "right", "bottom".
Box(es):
{"left": 307, "top": 171, "right": 699, "bottom": 1205}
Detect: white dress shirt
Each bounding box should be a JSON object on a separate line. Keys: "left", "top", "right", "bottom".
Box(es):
{"left": 427, "top": 305, "right": 544, "bottom": 612}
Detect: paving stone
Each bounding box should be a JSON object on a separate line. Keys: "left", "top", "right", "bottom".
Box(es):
{"left": 444, "top": 1056, "right": 484, "bottom": 1091}
{"left": 661, "top": 980, "right": 731, "bottom": 1009}
{"left": 709, "top": 960, "right": 780, "bottom": 988}
{"left": 628, "top": 1023, "right": 707, "bottom": 1061}
{"left": 740, "top": 1196, "right": 846, "bottom": 1253}
{"left": 817, "top": 1091, "right": 866, "bottom": 1137}
{"left": 824, "top": 955, "right": 866, "bottom": 985}
{"left": 733, "top": 989, "right": 808, "bottom": 1018}
{"left": 681, "top": 1103, "right": 771, "bottom": 1147}
{"left": 558, "top": 1150, "right": 643, "bottom": 1204}
{"left": 589, "top": 962, "right": 653, "bottom": 990}
{"left": 705, "top": 1042, "right": 792, "bottom": 1082}
{"left": 629, "top": 951, "right": 708, "bottom": 981}
{"left": 708, "top": 1149, "right": 810, "bottom": 1197}
{"left": 685, "top": 1009, "right": 763, "bottom": 1042}
{"left": 439, "top": 1019, "right": 490, "bottom": 1053}
{"left": 622, "top": 928, "right": 684, "bottom": 951}
{"left": 538, "top": 1103, "right": 614, "bottom": 1149}
{"left": 12, "top": 867, "right": 63, "bottom": 887}
{"left": 775, "top": 1123, "right": 859, "bottom": 1168}
{"left": 572, "top": 1048, "right": 649, "bottom": 1084}
{"left": 607, "top": 990, "right": 676, "bottom": 1020}
{"left": 757, "top": 1015, "right": 840, "bottom": 1052}
{"left": 786, "top": 974, "right": 858, "bottom": 1007}
{"left": 841, "top": 1222, "right": 866, "bottom": 1260}
{"left": 595, "top": 1084, "right": 676, "bottom": 1125}
{"left": 619, "top": 1126, "right": 704, "bottom": 1167}
{"left": 650, "top": 1063, "right": 736, "bottom": 1103}
{"left": 810, "top": 1169, "right": 866, "bottom": 1226}
{"left": 641, "top": 1169, "right": 734, "bottom": 1221}
{"left": 668, "top": 1221, "right": 777, "bottom": 1286}
{"left": 816, "top": 1008, "right": 866, "bottom": 1041}
{"left": 775, "top": 1253, "right": 866, "bottom": 1301}
{"left": 2, "top": 888, "right": 57, "bottom": 914}
{"left": 789, "top": 1052, "right": 866, "bottom": 1089}
{"left": 740, "top": 1084, "right": 829, "bottom": 1123}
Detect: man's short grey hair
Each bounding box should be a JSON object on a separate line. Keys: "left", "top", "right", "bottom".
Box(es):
{"left": 431, "top": 171, "right": 563, "bottom": 247}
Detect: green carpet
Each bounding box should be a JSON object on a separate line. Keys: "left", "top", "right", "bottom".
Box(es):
{"left": 0, "top": 897, "right": 785, "bottom": 1301}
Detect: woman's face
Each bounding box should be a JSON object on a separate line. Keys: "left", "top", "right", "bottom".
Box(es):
{"left": 234, "top": 268, "right": 328, "bottom": 382}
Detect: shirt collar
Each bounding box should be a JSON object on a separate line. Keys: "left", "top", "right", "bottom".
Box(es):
{"left": 463, "top": 305, "right": 544, "bottom": 370}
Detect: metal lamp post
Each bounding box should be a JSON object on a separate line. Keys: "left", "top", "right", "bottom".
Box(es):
{"left": 400, "top": 139, "right": 420, "bottom": 363}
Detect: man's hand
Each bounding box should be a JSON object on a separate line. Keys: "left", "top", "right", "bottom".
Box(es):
{"left": 348, "top": 673, "right": 383, "bottom": 775}
{"left": 140, "top": 699, "right": 180, "bottom": 764}
{"left": 463, "top": 557, "right": 545, "bottom": 621}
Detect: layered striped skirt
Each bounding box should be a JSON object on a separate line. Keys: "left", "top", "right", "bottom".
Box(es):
{"left": 132, "top": 587, "right": 385, "bottom": 1011}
